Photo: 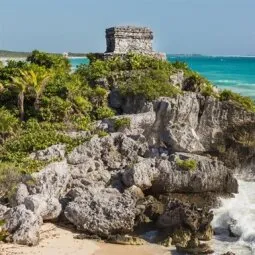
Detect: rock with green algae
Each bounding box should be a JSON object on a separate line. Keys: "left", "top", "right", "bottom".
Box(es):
{"left": 171, "top": 228, "right": 192, "bottom": 246}
{"left": 159, "top": 236, "right": 172, "bottom": 247}
{"left": 106, "top": 234, "right": 145, "bottom": 245}
{"left": 176, "top": 242, "right": 214, "bottom": 254}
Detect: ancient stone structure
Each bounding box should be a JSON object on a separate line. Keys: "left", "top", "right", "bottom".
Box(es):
{"left": 92, "top": 26, "right": 166, "bottom": 60}
{"left": 105, "top": 26, "right": 153, "bottom": 54}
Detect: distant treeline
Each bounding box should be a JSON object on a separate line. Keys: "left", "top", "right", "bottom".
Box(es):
{"left": 0, "top": 50, "right": 87, "bottom": 58}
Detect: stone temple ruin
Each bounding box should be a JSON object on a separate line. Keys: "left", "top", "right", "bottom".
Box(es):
{"left": 94, "top": 26, "right": 166, "bottom": 60}
{"left": 106, "top": 26, "right": 153, "bottom": 54}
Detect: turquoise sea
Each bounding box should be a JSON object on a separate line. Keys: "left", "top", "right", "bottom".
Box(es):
{"left": 70, "top": 55, "right": 255, "bottom": 99}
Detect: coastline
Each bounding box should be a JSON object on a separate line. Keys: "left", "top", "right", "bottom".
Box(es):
{"left": 0, "top": 223, "right": 171, "bottom": 255}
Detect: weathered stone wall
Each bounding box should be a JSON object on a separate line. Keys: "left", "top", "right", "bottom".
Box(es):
{"left": 106, "top": 26, "right": 153, "bottom": 54}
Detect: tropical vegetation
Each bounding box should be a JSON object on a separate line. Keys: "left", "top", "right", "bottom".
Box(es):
{"left": 0, "top": 50, "right": 254, "bottom": 181}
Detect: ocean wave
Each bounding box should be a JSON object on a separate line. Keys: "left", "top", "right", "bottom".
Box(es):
{"left": 214, "top": 79, "right": 241, "bottom": 84}
{"left": 212, "top": 180, "right": 255, "bottom": 252}
{"left": 167, "top": 54, "right": 255, "bottom": 58}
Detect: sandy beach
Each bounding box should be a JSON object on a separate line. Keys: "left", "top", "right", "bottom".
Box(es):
{"left": 0, "top": 223, "right": 171, "bottom": 255}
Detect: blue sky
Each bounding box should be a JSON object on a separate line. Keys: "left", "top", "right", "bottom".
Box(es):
{"left": 0, "top": 0, "right": 255, "bottom": 55}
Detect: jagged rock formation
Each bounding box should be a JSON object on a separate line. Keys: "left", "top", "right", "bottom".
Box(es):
{"left": 2, "top": 89, "right": 254, "bottom": 253}
{"left": 1, "top": 27, "right": 255, "bottom": 255}
{"left": 106, "top": 92, "right": 255, "bottom": 172}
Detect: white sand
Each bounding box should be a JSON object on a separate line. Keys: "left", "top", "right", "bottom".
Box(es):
{"left": 0, "top": 223, "right": 171, "bottom": 255}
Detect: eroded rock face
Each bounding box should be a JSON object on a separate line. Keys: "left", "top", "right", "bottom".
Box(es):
{"left": 11, "top": 160, "right": 70, "bottom": 221}
{"left": 30, "top": 144, "right": 66, "bottom": 162}
{"left": 3, "top": 205, "right": 42, "bottom": 246}
{"left": 0, "top": 204, "right": 8, "bottom": 220}
{"left": 24, "top": 195, "right": 62, "bottom": 220}
{"left": 122, "top": 153, "right": 238, "bottom": 194}
{"left": 115, "top": 93, "right": 255, "bottom": 171}
{"left": 149, "top": 94, "right": 255, "bottom": 170}
{"left": 27, "top": 160, "right": 70, "bottom": 198}
{"left": 158, "top": 200, "right": 214, "bottom": 252}
{"left": 67, "top": 133, "right": 150, "bottom": 192}
{"left": 157, "top": 200, "right": 213, "bottom": 233}
{"left": 9, "top": 183, "right": 29, "bottom": 207}
{"left": 122, "top": 158, "right": 158, "bottom": 190}
{"left": 64, "top": 188, "right": 136, "bottom": 237}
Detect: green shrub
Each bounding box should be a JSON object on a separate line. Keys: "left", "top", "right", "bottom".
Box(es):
{"left": 172, "top": 61, "right": 189, "bottom": 70}
{"left": 119, "top": 70, "right": 182, "bottom": 100}
{"left": 201, "top": 83, "right": 218, "bottom": 97}
{"left": 90, "top": 86, "right": 109, "bottom": 107}
{"left": 73, "top": 96, "right": 93, "bottom": 114}
{"left": 27, "top": 50, "right": 70, "bottom": 71}
{"left": 95, "top": 106, "right": 115, "bottom": 120}
{"left": 0, "top": 163, "right": 22, "bottom": 197}
{"left": 0, "top": 119, "right": 88, "bottom": 172}
{"left": 176, "top": 157, "right": 197, "bottom": 171}
{"left": 96, "top": 130, "right": 109, "bottom": 137}
{"left": 220, "top": 89, "right": 255, "bottom": 112}
{"left": 71, "top": 115, "right": 91, "bottom": 131}
{"left": 0, "top": 108, "right": 19, "bottom": 141}
{"left": 40, "top": 96, "right": 72, "bottom": 122}
{"left": 80, "top": 60, "right": 110, "bottom": 81}
{"left": 114, "top": 117, "right": 131, "bottom": 130}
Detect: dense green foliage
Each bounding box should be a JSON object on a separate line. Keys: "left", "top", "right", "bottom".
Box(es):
{"left": 27, "top": 50, "right": 70, "bottom": 71}
{"left": 119, "top": 70, "right": 182, "bottom": 100}
{"left": 219, "top": 89, "right": 255, "bottom": 112}
{"left": 176, "top": 158, "right": 197, "bottom": 171}
{"left": 0, "top": 50, "right": 255, "bottom": 196}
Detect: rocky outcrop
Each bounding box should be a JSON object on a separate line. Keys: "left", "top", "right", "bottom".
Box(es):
{"left": 11, "top": 160, "right": 70, "bottom": 221}
{"left": 3, "top": 205, "right": 42, "bottom": 246}
{"left": 26, "top": 160, "right": 70, "bottom": 198}
{"left": 4, "top": 90, "right": 252, "bottom": 252}
{"left": 106, "top": 92, "right": 255, "bottom": 172}
{"left": 122, "top": 152, "right": 238, "bottom": 194}
{"left": 24, "top": 195, "right": 62, "bottom": 220}
{"left": 158, "top": 200, "right": 214, "bottom": 253}
{"left": 30, "top": 144, "right": 66, "bottom": 161}
{"left": 149, "top": 94, "right": 255, "bottom": 170}
{"left": 64, "top": 188, "right": 136, "bottom": 237}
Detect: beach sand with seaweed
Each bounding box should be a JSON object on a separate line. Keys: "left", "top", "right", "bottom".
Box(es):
{"left": 0, "top": 223, "right": 171, "bottom": 255}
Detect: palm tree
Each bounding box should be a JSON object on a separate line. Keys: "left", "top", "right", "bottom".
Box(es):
{"left": 29, "top": 69, "right": 52, "bottom": 111}
{"left": 10, "top": 71, "right": 30, "bottom": 121}
{"left": 10, "top": 69, "right": 52, "bottom": 120}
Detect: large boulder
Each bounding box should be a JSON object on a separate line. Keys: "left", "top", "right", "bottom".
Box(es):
{"left": 122, "top": 153, "right": 238, "bottom": 194}
{"left": 153, "top": 153, "right": 238, "bottom": 194}
{"left": 3, "top": 205, "right": 42, "bottom": 246}
{"left": 10, "top": 160, "right": 70, "bottom": 220}
{"left": 68, "top": 133, "right": 149, "bottom": 173}
{"left": 9, "top": 183, "right": 29, "bottom": 207}
{"left": 30, "top": 144, "right": 66, "bottom": 161}
{"left": 24, "top": 195, "right": 62, "bottom": 220}
{"left": 122, "top": 158, "right": 159, "bottom": 190}
{"left": 158, "top": 200, "right": 214, "bottom": 253}
{"left": 157, "top": 200, "right": 213, "bottom": 232}
{"left": 26, "top": 160, "right": 70, "bottom": 198}
{"left": 64, "top": 188, "right": 136, "bottom": 237}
